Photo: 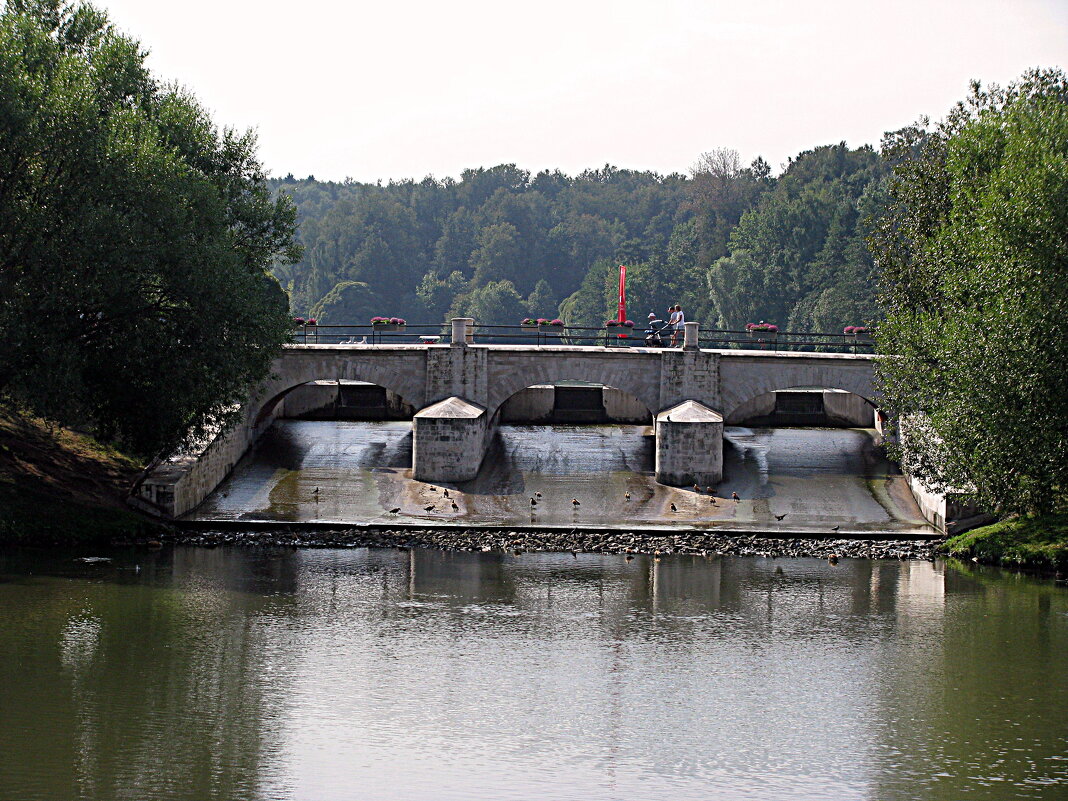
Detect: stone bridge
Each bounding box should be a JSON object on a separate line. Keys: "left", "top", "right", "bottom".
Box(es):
{"left": 137, "top": 321, "right": 877, "bottom": 518}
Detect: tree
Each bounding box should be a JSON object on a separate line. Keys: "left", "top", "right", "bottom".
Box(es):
{"left": 0, "top": 1, "right": 300, "bottom": 455}
{"left": 448, "top": 280, "right": 528, "bottom": 327}
{"left": 871, "top": 69, "right": 1068, "bottom": 515}
{"left": 309, "top": 281, "right": 380, "bottom": 325}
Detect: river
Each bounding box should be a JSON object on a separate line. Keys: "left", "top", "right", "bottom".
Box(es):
{"left": 1, "top": 546, "right": 1065, "bottom": 800}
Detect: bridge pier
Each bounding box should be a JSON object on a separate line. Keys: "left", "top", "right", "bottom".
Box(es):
{"left": 412, "top": 396, "right": 492, "bottom": 483}
{"left": 654, "top": 400, "right": 724, "bottom": 486}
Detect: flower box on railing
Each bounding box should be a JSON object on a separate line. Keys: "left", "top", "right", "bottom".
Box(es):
{"left": 843, "top": 325, "right": 872, "bottom": 338}
{"left": 371, "top": 316, "right": 406, "bottom": 332}
{"left": 522, "top": 318, "right": 565, "bottom": 332}
{"left": 746, "top": 322, "right": 778, "bottom": 338}
{"left": 605, "top": 320, "right": 635, "bottom": 329}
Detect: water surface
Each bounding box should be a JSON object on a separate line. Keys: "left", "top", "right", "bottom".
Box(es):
{"left": 1, "top": 547, "right": 1064, "bottom": 801}
{"left": 192, "top": 422, "right": 931, "bottom": 533}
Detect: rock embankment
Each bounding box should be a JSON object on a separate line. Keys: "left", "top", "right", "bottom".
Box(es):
{"left": 166, "top": 527, "right": 941, "bottom": 560}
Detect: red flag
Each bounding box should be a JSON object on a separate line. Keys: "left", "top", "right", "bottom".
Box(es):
{"left": 617, "top": 264, "right": 627, "bottom": 323}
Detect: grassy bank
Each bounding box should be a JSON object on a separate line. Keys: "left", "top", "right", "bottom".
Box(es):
{"left": 0, "top": 405, "right": 161, "bottom": 545}
{"left": 944, "top": 514, "right": 1068, "bottom": 573}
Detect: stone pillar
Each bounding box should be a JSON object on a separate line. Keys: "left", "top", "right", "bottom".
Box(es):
{"left": 412, "top": 396, "right": 491, "bottom": 482}
{"left": 451, "top": 317, "right": 472, "bottom": 347}
{"left": 684, "top": 321, "right": 699, "bottom": 350}
{"left": 654, "top": 400, "right": 723, "bottom": 486}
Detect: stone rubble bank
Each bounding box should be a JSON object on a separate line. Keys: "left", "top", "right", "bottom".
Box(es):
{"left": 165, "top": 528, "right": 942, "bottom": 561}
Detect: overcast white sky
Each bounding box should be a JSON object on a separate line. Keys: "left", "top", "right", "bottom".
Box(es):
{"left": 95, "top": 0, "right": 1067, "bottom": 183}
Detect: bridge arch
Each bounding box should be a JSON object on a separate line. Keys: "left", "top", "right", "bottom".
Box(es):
{"left": 717, "top": 354, "right": 877, "bottom": 421}
{"left": 484, "top": 351, "right": 662, "bottom": 419}
{"left": 250, "top": 348, "right": 428, "bottom": 428}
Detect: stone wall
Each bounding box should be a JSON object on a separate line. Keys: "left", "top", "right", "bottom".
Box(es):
{"left": 654, "top": 401, "right": 723, "bottom": 486}
{"left": 498, "top": 385, "right": 651, "bottom": 424}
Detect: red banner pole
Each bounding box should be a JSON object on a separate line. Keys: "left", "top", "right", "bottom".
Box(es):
{"left": 618, "top": 264, "right": 626, "bottom": 323}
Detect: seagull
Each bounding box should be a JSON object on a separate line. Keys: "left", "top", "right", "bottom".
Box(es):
{"left": 774, "top": 513, "right": 788, "bottom": 521}
{"left": 388, "top": 507, "right": 400, "bottom": 514}
{"left": 731, "top": 491, "right": 740, "bottom": 501}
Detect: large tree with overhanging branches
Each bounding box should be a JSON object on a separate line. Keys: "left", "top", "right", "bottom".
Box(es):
{"left": 872, "top": 69, "right": 1068, "bottom": 516}
{"left": 0, "top": 0, "right": 301, "bottom": 456}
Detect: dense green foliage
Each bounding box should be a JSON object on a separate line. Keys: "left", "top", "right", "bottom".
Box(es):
{"left": 273, "top": 144, "right": 885, "bottom": 334}
{"left": 0, "top": 0, "right": 300, "bottom": 456}
{"left": 944, "top": 515, "right": 1068, "bottom": 572}
{"left": 872, "top": 70, "right": 1068, "bottom": 516}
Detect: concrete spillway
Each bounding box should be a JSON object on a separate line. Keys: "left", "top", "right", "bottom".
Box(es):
{"left": 188, "top": 421, "right": 934, "bottom": 535}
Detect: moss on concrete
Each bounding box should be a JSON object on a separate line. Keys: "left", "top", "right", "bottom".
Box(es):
{"left": 0, "top": 405, "right": 162, "bottom": 544}
{"left": 943, "top": 514, "right": 1068, "bottom": 573}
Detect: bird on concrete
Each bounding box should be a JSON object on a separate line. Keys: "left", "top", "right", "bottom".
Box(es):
{"left": 625, "top": 554, "right": 634, "bottom": 562}
{"left": 571, "top": 498, "right": 580, "bottom": 506}
{"left": 705, "top": 486, "right": 713, "bottom": 495}
{"left": 831, "top": 525, "right": 840, "bottom": 533}
{"left": 428, "top": 486, "right": 438, "bottom": 492}
{"left": 709, "top": 497, "right": 717, "bottom": 505}
{"left": 774, "top": 513, "right": 788, "bottom": 521}
{"left": 625, "top": 491, "right": 631, "bottom": 500}
{"left": 530, "top": 497, "right": 537, "bottom": 506}
{"left": 443, "top": 489, "right": 449, "bottom": 498}
{"left": 451, "top": 501, "right": 459, "bottom": 511}
{"left": 829, "top": 554, "right": 840, "bottom": 565}
{"left": 388, "top": 507, "right": 400, "bottom": 514}
{"left": 535, "top": 492, "right": 542, "bottom": 498}
{"left": 670, "top": 503, "right": 678, "bottom": 512}
{"left": 731, "top": 491, "right": 740, "bottom": 501}
{"left": 424, "top": 504, "right": 435, "bottom": 512}
{"left": 693, "top": 484, "right": 700, "bottom": 492}
{"left": 571, "top": 550, "right": 578, "bottom": 558}
{"left": 654, "top": 551, "right": 662, "bottom": 563}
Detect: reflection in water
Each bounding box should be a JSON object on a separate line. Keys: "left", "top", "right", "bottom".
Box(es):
{"left": 193, "top": 421, "right": 932, "bottom": 533}
{"left": 1, "top": 548, "right": 1065, "bottom": 801}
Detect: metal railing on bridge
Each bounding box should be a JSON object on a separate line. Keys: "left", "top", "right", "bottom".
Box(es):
{"left": 291, "top": 322, "right": 876, "bottom": 353}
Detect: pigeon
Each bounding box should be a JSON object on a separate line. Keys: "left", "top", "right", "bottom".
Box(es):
{"left": 774, "top": 513, "right": 788, "bottom": 521}
{"left": 388, "top": 507, "right": 400, "bottom": 514}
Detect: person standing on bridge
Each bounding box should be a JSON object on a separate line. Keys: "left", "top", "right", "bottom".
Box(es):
{"left": 670, "top": 304, "right": 685, "bottom": 347}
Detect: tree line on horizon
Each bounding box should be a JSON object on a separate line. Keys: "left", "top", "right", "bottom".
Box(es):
{"left": 272, "top": 142, "right": 886, "bottom": 334}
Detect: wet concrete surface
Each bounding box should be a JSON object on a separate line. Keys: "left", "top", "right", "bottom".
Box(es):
{"left": 190, "top": 421, "right": 934, "bottom": 535}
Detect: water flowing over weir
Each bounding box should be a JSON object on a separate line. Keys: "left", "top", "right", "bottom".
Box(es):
{"left": 189, "top": 421, "right": 934, "bottom": 535}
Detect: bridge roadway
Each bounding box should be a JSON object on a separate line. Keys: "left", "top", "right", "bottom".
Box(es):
{"left": 136, "top": 321, "right": 877, "bottom": 519}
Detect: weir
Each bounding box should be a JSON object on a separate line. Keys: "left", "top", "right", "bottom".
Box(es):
{"left": 134, "top": 319, "right": 879, "bottom": 520}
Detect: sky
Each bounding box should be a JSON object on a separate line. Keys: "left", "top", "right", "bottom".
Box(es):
{"left": 95, "top": 0, "right": 1068, "bottom": 183}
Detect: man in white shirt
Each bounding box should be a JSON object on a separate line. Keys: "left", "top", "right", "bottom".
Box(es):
{"left": 671, "top": 304, "right": 685, "bottom": 347}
